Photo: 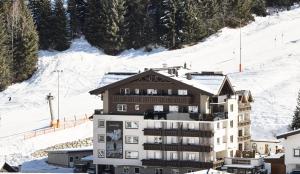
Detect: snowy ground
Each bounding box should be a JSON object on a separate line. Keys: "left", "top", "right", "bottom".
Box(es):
{"left": 1, "top": 5, "right": 300, "bottom": 167}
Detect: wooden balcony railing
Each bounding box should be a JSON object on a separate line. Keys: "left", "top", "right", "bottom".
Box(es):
{"left": 238, "top": 120, "right": 251, "bottom": 127}
{"left": 238, "top": 104, "right": 251, "bottom": 112}
{"left": 141, "top": 159, "right": 224, "bottom": 169}
{"left": 143, "top": 128, "right": 213, "bottom": 137}
{"left": 112, "top": 95, "right": 192, "bottom": 105}
{"left": 238, "top": 135, "right": 251, "bottom": 142}
{"left": 143, "top": 143, "right": 212, "bottom": 152}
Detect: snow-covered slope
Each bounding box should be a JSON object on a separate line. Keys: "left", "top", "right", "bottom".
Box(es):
{"left": 1, "top": 6, "right": 300, "bottom": 148}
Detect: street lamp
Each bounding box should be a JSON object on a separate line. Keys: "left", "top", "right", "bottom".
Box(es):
{"left": 232, "top": 18, "right": 243, "bottom": 72}
{"left": 54, "top": 70, "right": 63, "bottom": 128}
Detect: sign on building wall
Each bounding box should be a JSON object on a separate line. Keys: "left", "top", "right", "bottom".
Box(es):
{"left": 106, "top": 121, "right": 123, "bottom": 158}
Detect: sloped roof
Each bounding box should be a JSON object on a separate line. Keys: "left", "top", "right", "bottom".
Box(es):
{"left": 277, "top": 129, "right": 300, "bottom": 139}
{"left": 90, "top": 69, "right": 234, "bottom": 96}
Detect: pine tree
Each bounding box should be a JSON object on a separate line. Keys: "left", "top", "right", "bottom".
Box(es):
{"left": 28, "top": 0, "right": 41, "bottom": 25}
{"left": 101, "top": 0, "right": 126, "bottom": 55}
{"left": 11, "top": 0, "right": 39, "bottom": 82}
{"left": 37, "top": 0, "right": 52, "bottom": 50}
{"left": 251, "top": 0, "right": 267, "bottom": 16}
{"left": 124, "top": 0, "right": 146, "bottom": 49}
{"left": 291, "top": 90, "right": 300, "bottom": 130}
{"left": 52, "top": 0, "right": 70, "bottom": 51}
{"left": 84, "top": 0, "right": 103, "bottom": 47}
{"left": 0, "top": 12, "right": 11, "bottom": 91}
{"left": 68, "top": 0, "right": 79, "bottom": 38}
{"left": 159, "top": 0, "right": 176, "bottom": 48}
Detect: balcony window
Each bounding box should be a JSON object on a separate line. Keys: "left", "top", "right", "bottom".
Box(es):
{"left": 125, "top": 88, "right": 130, "bottom": 95}
{"left": 155, "top": 168, "right": 163, "bottom": 174}
{"left": 171, "top": 137, "right": 177, "bottom": 144}
{"left": 98, "top": 120, "right": 105, "bottom": 128}
{"left": 135, "top": 88, "right": 140, "bottom": 95}
{"left": 188, "top": 106, "right": 198, "bottom": 113}
{"left": 97, "top": 149, "right": 105, "bottom": 158}
{"left": 188, "top": 138, "right": 195, "bottom": 145}
{"left": 147, "top": 89, "right": 157, "bottom": 95}
{"left": 125, "top": 151, "right": 139, "bottom": 159}
{"left": 171, "top": 122, "right": 178, "bottom": 129}
{"left": 125, "top": 136, "right": 139, "bottom": 144}
{"left": 126, "top": 121, "right": 139, "bottom": 129}
{"left": 154, "top": 152, "right": 162, "bottom": 159}
{"left": 135, "top": 105, "right": 140, "bottom": 111}
{"left": 134, "top": 168, "right": 140, "bottom": 174}
{"left": 294, "top": 149, "right": 300, "bottom": 157}
{"left": 230, "top": 135, "right": 234, "bottom": 143}
{"left": 169, "top": 105, "right": 179, "bottom": 112}
{"left": 117, "top": 104, "right": 127, "bottom": 112}
{"left": 187, "top": 153, "right": 196, "bottom": 161}
{"left": 171, "top": 152, "right": 178, "bottom": 160}
{"left": 98, "top": 134, "right": 105, "bottom": 143}
{"left": 230, "top": 104, "right": 234, "bottom": 112}
{"left": 123, "top": 166, "right": 129, "bottom": 174}
{"left": 188, "top": 123, "right": 195, "bottom": 130}
{"left": 120, "top": 88, "right": 125, "bottom": 94}
{"left": 154, "top": 136, "right": 162, "bottom": 143}
{"left": 154, "top": 105, "right": 163, "bottom": 112}
{"left": 230, "top": 120, "right": 234, "bottom": 128}
{"left": 178, "top": 89, "right": 188, "bottom": 95}
{"left": 168, "top": 89, "right": 172, "bottom": 95}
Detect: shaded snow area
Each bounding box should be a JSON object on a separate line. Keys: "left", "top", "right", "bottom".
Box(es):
{"left": 21, "top": 158, "right": 73, "bottom": 173}
{"left": 1, "top": 5, "right": 300, "bottom": 167}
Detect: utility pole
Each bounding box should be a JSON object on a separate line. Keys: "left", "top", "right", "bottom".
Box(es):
{"left": 54, "top": 70, "right": 63, "bottom": 128}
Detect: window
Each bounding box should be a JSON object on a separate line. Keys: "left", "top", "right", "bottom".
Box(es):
{"left": 188, "top": 106, "right": 198, "bottom": 113}
{"left": 125, "top": 121, "right": 139, "bottom": 129}
{"left": 230, "top": 104, "right": 234, "bottom": 112}
{"left": 98, "top": 134, "right": 105, "bottom": 143}
{"left": 154, "top": 136, "right": 162, "bottom": 143}
{"left": 230, "top": 150, "right": 234, "bottom": 157}
{"left": 168, "top": 89, "right": 172, "bottom": 95}
{"left": 171, "top": 152, "right": 178, "bottom": 160}
{"left": 217, "top": 122, "right": 220, "bottom": 129}
{"left": 98, "top": 120, "right": 105, "bottom": 128}
{"left": 123, "top": 166, "right": 129, "bottom": 174}
{"left": 155, "top": 168, "right": 163, "bottom": 174}
{"left": 125, "top": 88, "right": 130, "bottom": 95}
{"left": 294, "top": 149, "right": 300, "bottom": 157}
{"left": 120, "top": 88, "right": 125, "bottom": 94}
{"left": 171, "top": 168, "right": 179, "bottom": 174}
{"left": 126, "top": 136, "right": 139, "bottom": 144}
{"left": 188, "top": 123, "right": 195, "bottom": 130}
{"left": 69, "top": 157, "right": 73, "bottom": 162}
{"left": 188, "top": 138, "right": 195, "bottom": 144}
{"left": 125, "top": 151, "right": 139, "bottom": 159}
{"left": 147, "top": 89, "right": 157, "bottom": 95}
{"left": 135, "top": 88, "right": 139, "bottom": 95}
{"left": 117, "top": 104, "right": 127, "bottom": 112}
{"left": 230, "top": 135, "right": 234, "bottom": 143}
{"left": 187, "top": 153, "right": 196, "bottom": 160}
{"left": 154, "top": 122, "right": 162, "bottom": 128}
{"left": 171, "top": 137, "right": 177, "bottom": 144}
{"left": 135, "top": 105, "right": 140, "bottom": 111}
{"left": 230, "top": 120, "right": 234, "bottom": 128}
{"left": 171, "top": 122, "right": 178, "bottom": 129}
{"left": 217, "top": 138, "right": 220, "bottom": 145}
{"left": 97, "top": 149, "right": 105, "bottom": 158}
{"left": 178, "top": 89, "right": 188, "bottom": 95}
{"left": 154, "top": 152, "right": 162, "bottom": 159}
{"left": 154, "top": 105, "right": 163, "bottom": 112}
{"left": 169, "top": 105, "right": 178, "bottom": 112}
{"left": 75, "top": 156, "right": 79, "bottom": 160}
{"left": 134, "top": 168, "right": 140, "bottom": 174}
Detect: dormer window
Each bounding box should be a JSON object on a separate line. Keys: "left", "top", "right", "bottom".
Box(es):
{"left": 125, "top": 88, "right": 130, "bottom": 95}
{"left": 178, "top": 89, "right": 188, "bottom": 95}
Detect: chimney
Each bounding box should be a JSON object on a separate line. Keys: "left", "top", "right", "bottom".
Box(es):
{"left": 186, "top": 73, "right": 192, "bottom": 80}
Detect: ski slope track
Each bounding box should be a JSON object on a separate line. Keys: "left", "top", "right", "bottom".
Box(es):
{"left": 1, "top": 5, "right": 300, "bottom": 165}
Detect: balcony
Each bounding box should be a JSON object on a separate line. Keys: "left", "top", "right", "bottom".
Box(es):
{"left": 143, "top": 143, "right": 212, "bottom": 152}
{"left": 112, "top": 95, "right": 193, "bottom": 105}
{"left": 239, "top": 103, "right": 251, "bottom": 112}
{"left": 143, "top": 128, "right": 213, "bottom": 137}
{"left": 141, "top": 159, "right": 224, "bottom": 169}
{"left": 238, "top": 120, "right": 251, "bottom": 127}
{"left": 238, "top": 135, "right": 251, "bottom": 142}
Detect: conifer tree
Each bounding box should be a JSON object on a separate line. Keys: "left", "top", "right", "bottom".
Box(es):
{"left": 37, "top": 0, "right": 52, "bottom": 50}
{"left": 159, "top": 0, "right": 176, "bottom": 48}
{"left": 101, "top": 0, "right": 126, "bottom": 55}
{"left": 84, "top": 0, "right": 103, "bottom": 47}
{"left": 52, "top": 0, "right": 70, "bottom": 51}
{"left": 291, "top": 90, "right": 300, "bottom": 130}
{"left": 0, "top": 12, "right": 11, "bottom": 90}
{"left": 68, "top": 0, "right": 79, "bottom": 38}
{"left": 251, "top": 0, "right": 267, "bottom": 16}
